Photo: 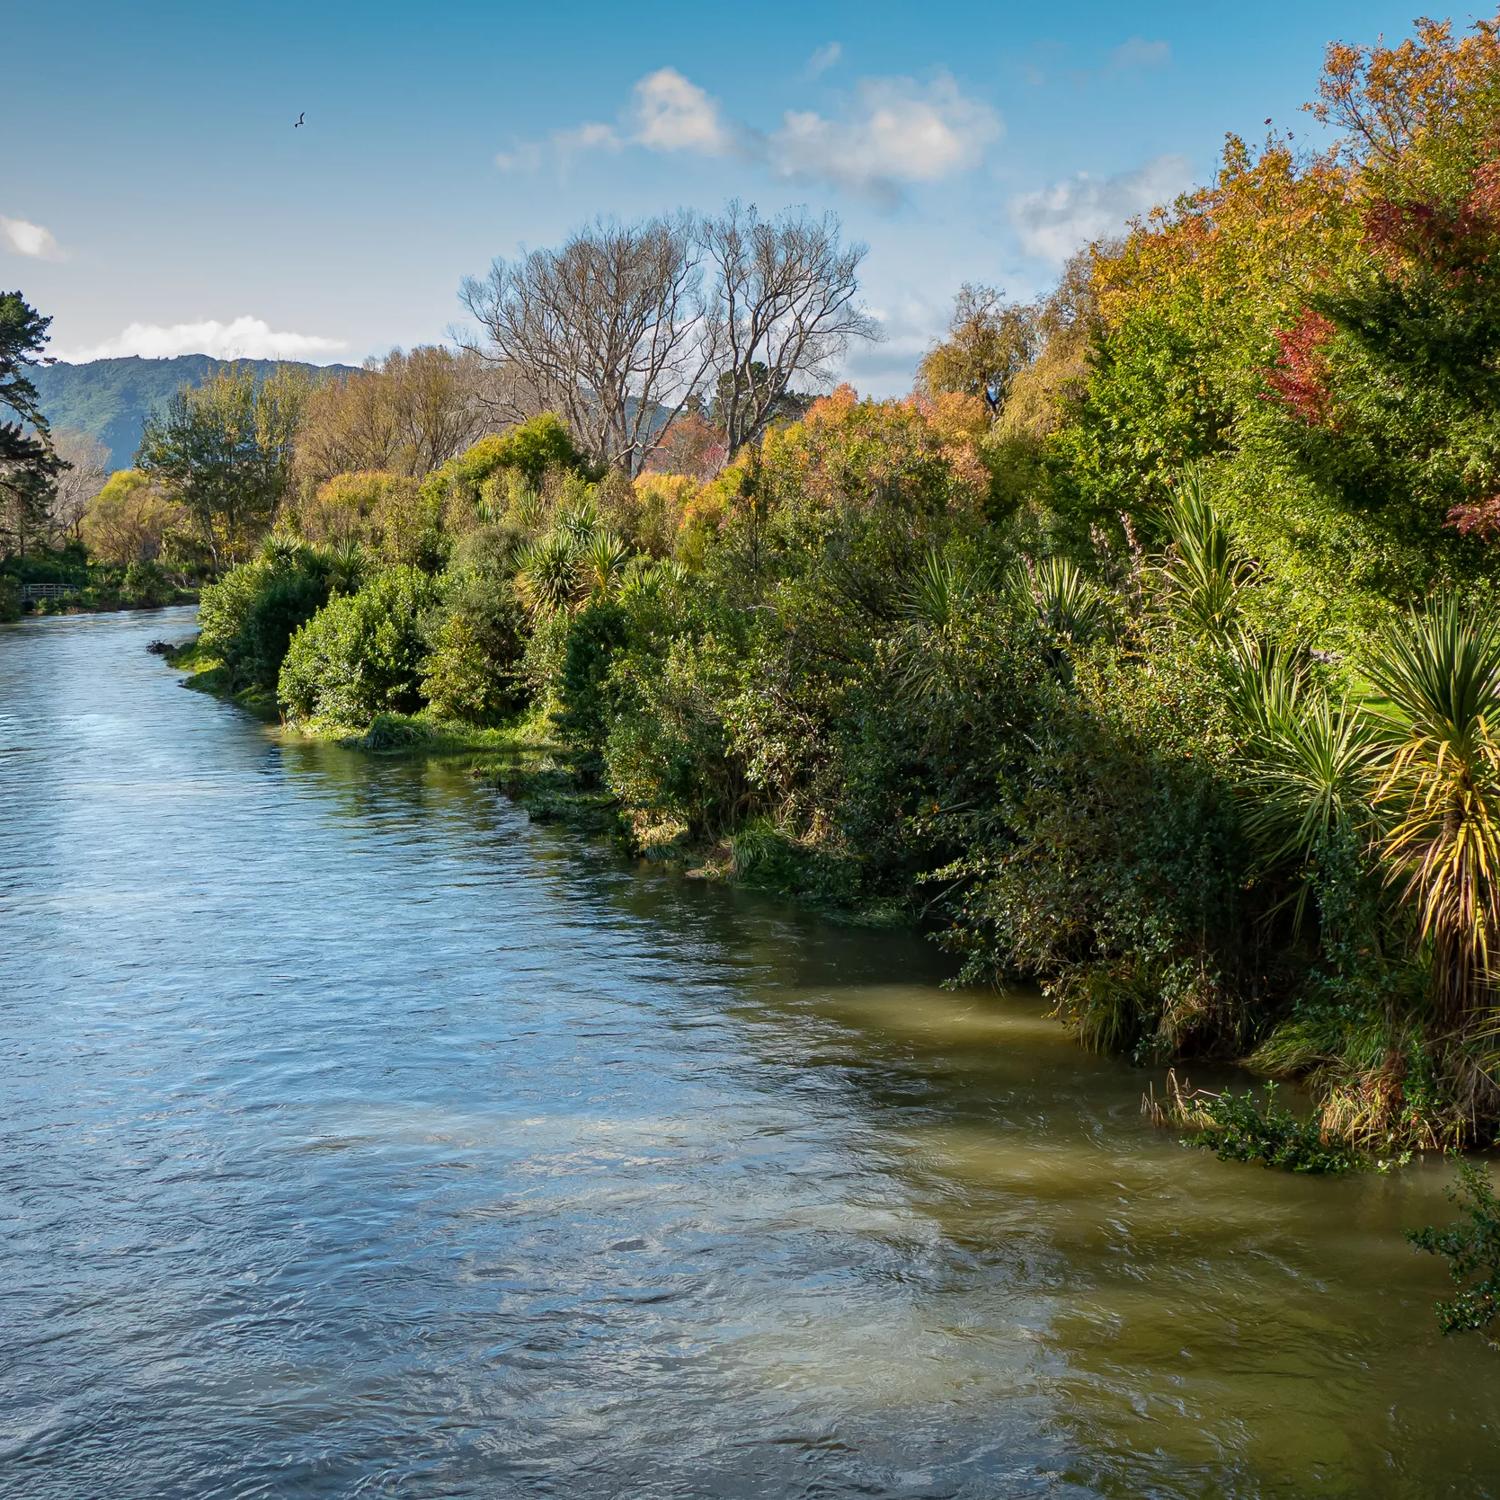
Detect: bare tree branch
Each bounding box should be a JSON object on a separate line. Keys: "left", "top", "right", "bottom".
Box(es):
{"left": 699, "top": 202, "right": 879, "bottom": 458}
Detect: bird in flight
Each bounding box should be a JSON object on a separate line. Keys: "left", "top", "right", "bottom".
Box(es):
{"left": 294, "top": 112, "right": 305, "bottom": 128}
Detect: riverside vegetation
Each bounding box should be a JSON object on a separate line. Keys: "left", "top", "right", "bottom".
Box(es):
{"left": 6, "top": 15, "right": 1500, "bottom": 1337}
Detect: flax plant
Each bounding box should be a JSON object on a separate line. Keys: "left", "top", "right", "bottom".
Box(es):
{"left": 1361, "top": 598, "right": 1500, "bottom": 1024}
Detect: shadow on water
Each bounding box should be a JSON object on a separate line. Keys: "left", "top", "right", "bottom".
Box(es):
{"left": 2, "top": 608, "right": 1498, "bottom": 1499}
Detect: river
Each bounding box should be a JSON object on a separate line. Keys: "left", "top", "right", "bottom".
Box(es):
{"left": 1, "top": 606, "right": 1497, "bottom": 1498}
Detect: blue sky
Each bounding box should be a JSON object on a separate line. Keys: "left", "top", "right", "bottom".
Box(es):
{"left": 5, "top": 1, "right": 1432, "bottom": 393}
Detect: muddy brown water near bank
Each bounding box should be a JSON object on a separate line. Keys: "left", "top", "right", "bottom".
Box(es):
{"left": 2, "top": 606, "right": 1496, "bottom": 1497}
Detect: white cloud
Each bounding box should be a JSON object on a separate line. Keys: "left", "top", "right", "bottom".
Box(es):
{"left": 1009, "top": 154, "right": 1192, "bottom": 262}
{"left": 1110, "top": 37, "right": 1172, "bottom": 70}
{"left": 770, "top": 74, "right": 1001, "bottom": 203}
{"left": 1, "top": 215, "right": 64, "bottom": 260}
{"left": 840, "top": 291, "right": 949, "bottom": 394}
{"left": 495, "top": 66, "right": 1000, "bottom": 204}
{"left": 804, "top": 42, "right": 842, "bottom": 79}
{"left": 629, "top": 67, "right": 740, "bottom": 155}
{"left": 555, "top": 121, "right": 623, "bottom": 155}
{"left": 494, "top": 141, "right": 545, "bottom": 172}
{"left": 54, "top": 316, "right": 348, "bottom": 364}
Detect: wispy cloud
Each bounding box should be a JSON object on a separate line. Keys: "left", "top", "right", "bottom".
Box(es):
{"left": 54, "top": 316, "right": 348, "bottom": 364}
{"left": 803, "top": 42, "right": 842, "bottom": 80}
{"left": 1, "top": 215, "right": 64, "bottom": 260}
{"left": 842, "top": 290, "right": 952, "bottom": 391}
{"left": 496, "top": 66, "right": 1001, "bottom": 206}
{"left": 1009, "top": 154, "right": 1192, "bottom": 262}
{"left": 1109, "top": 37, "right": 1172, "bottom": 71}
{"left": 771, "top": 73, "right": 1000, "bottom": 204}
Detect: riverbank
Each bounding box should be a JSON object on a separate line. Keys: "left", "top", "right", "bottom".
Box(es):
{"left": 3, "top": 588, "right": 199, "bottom": 622}
{"left": 1, "top": 549, "right": 199, "bottom": 622}
{"left": 162, "top": 631, "right": 903, "bottom": 921}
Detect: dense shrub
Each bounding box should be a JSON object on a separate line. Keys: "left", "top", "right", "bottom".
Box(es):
{"left": 421, "top": 567, "right": 527, "bottom": 725}
{"left": 278, "top": 567, "right": 439, "bottom": 724}
{"left": 603, "top": 632, "right": 750, "bottom": 838}
{"left": 198, "top": 541, "right": 350, "bottom": 694}
{"left": 940, "top": 632, "right": 1259, "bottom": 1059}
{"left": 422, "top": 415, "right": 594, "bottom": 536}
{"left": 121, "top": 559, "right": 171, "bottom": 607}
{"left": 295, "top": 471, "right": 440, "bottom": 567}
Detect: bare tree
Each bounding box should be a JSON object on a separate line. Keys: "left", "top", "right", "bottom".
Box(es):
{"left": 47, "top": 429, "right": 110, "bottom": 543}
{"left": 461, "top": 215, "right": 710, "bottom": 477}
{"left": 383, "top": 346, "right": 493, "bottom": 475}
{"left": 294, "top": 364, "right": 399, "bottom": 490}
{"left": 699, "top": 202, "right": 878, "bottom": 457}
{"left": 293, "top": 346, "right": 494, "bottom": 492}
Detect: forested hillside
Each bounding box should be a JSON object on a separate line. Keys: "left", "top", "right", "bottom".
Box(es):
{"left": 33, "top": 355, "right": 358, "bottom": 470}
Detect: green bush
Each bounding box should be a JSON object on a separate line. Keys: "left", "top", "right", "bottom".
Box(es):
{"left": 279, "top": 566, "right": 440, "bottom": 725}
{"left": 121, "top": 559, "right": 172, "bottom": 607}
{"left": 421, "top": 570, "right": 527, "bottom": 726}
{"left": 1409, "top": 1164, "right": 1500, "bottom": 1339}
{"left": 1183, "top": 1084, "right": 1363, "bottom": 1174}
{"left": 198, "top": 542, "right": 351, "bottom": 694}
{"left": 555, "top": 600, "right": 635, "bottom": 769}
{"left": 603, "top": 633, "right": 748, "bottom": 837}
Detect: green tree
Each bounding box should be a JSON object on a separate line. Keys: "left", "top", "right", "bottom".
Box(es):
{"left": 137, "top": 365, "right": 307, "bottom": 570}
{"left": 0, "top": 291, "right": 64, "bottom": 558}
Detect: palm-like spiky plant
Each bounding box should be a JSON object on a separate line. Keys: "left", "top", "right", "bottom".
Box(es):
{"left": 901, "top": 547, "right": 985, "bottom": 630}
{"left": 1228, "top": 643, "right": 1379, "bottom": 930}
{"left": 513, "top": 531, "right": 578, "bottom": 619}
{"left": 259, "top": 533, "right": 303, "bottom": 573}
{"left": 576, "top": 531, "right": 631, "bottom": 604}
{"left": 1157, "top": 473, "right": 1254, "bottom": 638}
{"left": 557, "top": 497, "right": 599, "bottom": 545}
{"left": 504, "top": 480, "right": 547, "bottom": 536}
{"left": 619, "top": 555, "right": 688, "bottom": 602}
{"left": 325, "top": 540, "right": 367, "bottom": 597}
{"left": 1361, "top": 597, "right": 1500, "bottom": 1023}
{"left": 1024, "top": 555, "right": 1111, "bottom": 645}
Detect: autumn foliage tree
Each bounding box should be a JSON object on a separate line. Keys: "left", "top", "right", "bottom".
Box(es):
{"left": 1045, "top": 13, "right": 1500, "bottom": 629}
{"left": 293, "top": 346, "right": 495, "bottom": 493}
{"left": 917, "top": 284, "right": 1039, "bottom": 406}
{"left": 81, "top": 469, "right": 187, "bottom": 565}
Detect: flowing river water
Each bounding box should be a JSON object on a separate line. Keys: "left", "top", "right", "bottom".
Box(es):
{"left": 2, "top": 606, "right": 1498, "bottom": 1498}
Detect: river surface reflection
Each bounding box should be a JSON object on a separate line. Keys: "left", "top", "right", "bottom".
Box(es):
{"left": 2, "top": 606, "right": 1496, "bottom": 1497}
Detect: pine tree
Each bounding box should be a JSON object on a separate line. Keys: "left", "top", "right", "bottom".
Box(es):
{"left": 0, "top": 292, "right": 63, "bottom": 557}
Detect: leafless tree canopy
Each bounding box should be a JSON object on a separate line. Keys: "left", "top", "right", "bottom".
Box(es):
{"left": 294, "top": 346, "right": 495, "bottom": 492}
{"left": 46, "top": 429, "right": 110, "bottom": 543}
{"left": 461, "top": 215, "right": 709, "bottom": 477}
{"left": 700, "top": 202, "right": 877, "bottom": 455}
{"left": 460, "top": 205, "right": 877, "bottom": 475}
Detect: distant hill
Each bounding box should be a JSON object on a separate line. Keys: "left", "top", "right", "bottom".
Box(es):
{"left": 33, "top": 355, "right": 361, "bottom": 471}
